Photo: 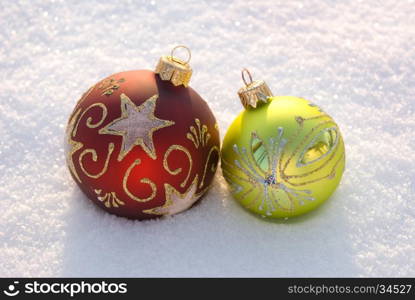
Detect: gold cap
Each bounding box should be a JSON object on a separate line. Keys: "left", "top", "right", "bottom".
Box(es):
{"left": 238, "top": 68, "right": 273, "bottom": 109}
{"left": 155, "top": 45, "right": 193, "bottom": 87}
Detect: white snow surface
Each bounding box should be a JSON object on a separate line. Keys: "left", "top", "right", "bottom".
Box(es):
{"left": 0, "top": 0, "right": 414, "bottom": 277}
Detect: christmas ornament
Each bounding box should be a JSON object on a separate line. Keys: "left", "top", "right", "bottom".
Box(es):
{"left": 221, "top": 69, "right": 345, "bottom": 218}
{"left": 65, "top": 46, "right": 220, "bottom": 220}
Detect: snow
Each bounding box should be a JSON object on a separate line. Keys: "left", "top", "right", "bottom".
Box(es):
{"left": 0, "top": 0, "right": 414, "bottom": 277}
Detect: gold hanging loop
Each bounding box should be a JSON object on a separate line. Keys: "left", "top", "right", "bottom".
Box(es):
{"left": 155, "top": 45, "right": 193, "bottom": 87}
{"left": 237, "top": 68, "right": 273, "bottom": 109}
{"left": 171, "top": 45, "right": 192, "bottom": 64}
{"left": 241, "top": 68, "right": 253, "bottom": 86}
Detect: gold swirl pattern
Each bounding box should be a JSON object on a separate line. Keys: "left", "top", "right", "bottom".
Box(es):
{"left": 98, "top": 77, "right": 125, "bottom": 96}
{"left": 67, "top": 102, "right": 108, "bottom": 182}
{"left": 297, "top": 127, "right": 338, "bottom": 167}
{"left": 222, "top": 112, "right": 344, "bottom": 216}
{"left": 143, "top": 175, "right": 200, "bottom": 216}
{"left": 199, "top": 145, "right": 219, "bottom": 188}
{"left": 66, "top": 108, "right": 83, "bottom": 183}
{"left": 123, "top": 159, "right": 156, "bottom": 202}
{"left": 73, "top": 103, "right": 108, "bottom": 137}
{"left": 79, "top": 143, "right": 115, "bottom": 179}
{"left": 94, "top": 189, "right": 125, "bottom": 208}
{"left": 186, "top": 118, "right": 211, "bottom": 149}
{"left": 163, "top": 145, "right": 193, "bottom": 188}
{"left": 184, "top": 118, "right": 219, "bottom": 189}
{"left": 279, "top": 114, "right": 343, "bottom": 186}
{"left": 72, "top": 85, "right": 94, "bottom": 112}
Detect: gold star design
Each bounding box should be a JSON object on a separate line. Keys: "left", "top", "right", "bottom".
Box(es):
{"left": 99, "top": 93, "right": 174, "bottom": 161}
{"left": 66, "top": 108, "right": 83, "bottom": 183}
{"left": 143, "top": 175, "right": 200, "bottom": 216}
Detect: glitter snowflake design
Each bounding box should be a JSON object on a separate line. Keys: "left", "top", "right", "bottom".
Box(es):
{"left": 222, "top": 127, "right": 316, "bottom": 216}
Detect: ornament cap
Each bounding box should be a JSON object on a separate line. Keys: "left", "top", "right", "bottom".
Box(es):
{"left": 238, "top": 68, "right": 273, "bottom": 109}
{"left": 155, "top": 45, "right": 193, "bottom": 87}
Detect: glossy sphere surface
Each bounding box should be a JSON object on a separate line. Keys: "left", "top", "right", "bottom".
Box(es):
{"left": 65, "top": 70, "right": 220, "bottom": 219}
{"left": 221, "top": 96, "right": 345, "bottom": 218}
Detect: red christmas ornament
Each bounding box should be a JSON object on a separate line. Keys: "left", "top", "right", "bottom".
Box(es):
{"left": 65, "top": 46, "right": 220, "bottom": 220}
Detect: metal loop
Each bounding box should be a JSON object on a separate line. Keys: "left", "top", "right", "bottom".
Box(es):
{"left": 241, "top": 68, "right": 253, "bottom": 86}
{"left": 170, "top": 45, "right": 191, "bottom": 64}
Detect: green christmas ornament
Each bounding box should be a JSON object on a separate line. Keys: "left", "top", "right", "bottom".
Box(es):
{"left": 221, "top": 69, "right": 345, "bottom": 218}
